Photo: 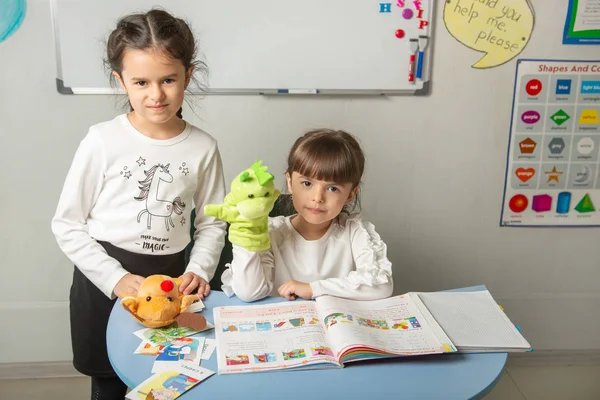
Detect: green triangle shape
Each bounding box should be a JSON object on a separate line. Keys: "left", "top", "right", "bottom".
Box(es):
{"left": 575, "top": 193, "right": 595, "bottom": 213}
{"left": 550, "top": 109, "right": 570, "bottom": 126}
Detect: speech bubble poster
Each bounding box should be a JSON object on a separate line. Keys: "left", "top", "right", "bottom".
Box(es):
{"left": 501, "top": 59, "right": 600, "bottom": 227}
{"left": 444, "top": 0, "right": 534, "bottom": 68}
{"left": 1, "top": 0, "right": 26, "bottom": 43}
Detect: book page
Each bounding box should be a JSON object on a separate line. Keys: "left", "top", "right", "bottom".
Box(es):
{"left": 315, "top": 295, "right": 455, "bottom": 362}
{"left": 213, "top": 301, "right": 339, "bottom": 374}
{"left": 417, "top": 290, "right": 531, "bottom": 350}
{"left": 408, "top": 293, "right": 456, "bottom": 352}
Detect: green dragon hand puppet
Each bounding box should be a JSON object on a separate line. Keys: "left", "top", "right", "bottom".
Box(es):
{"left": 204, "top": 160, "right": 280, "bottom": 251}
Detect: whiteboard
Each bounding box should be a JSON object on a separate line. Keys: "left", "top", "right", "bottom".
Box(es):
{"left": 50, "top": 0, "right": 435, "bottom": 95}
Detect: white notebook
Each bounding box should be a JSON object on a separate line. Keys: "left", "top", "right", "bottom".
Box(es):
{"left": 414, "top": 290, "right": 531, "bottom": 352}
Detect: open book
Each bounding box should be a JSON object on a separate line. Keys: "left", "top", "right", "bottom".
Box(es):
{"left": 213, "top": 288, "right": 530, "bottom": 374}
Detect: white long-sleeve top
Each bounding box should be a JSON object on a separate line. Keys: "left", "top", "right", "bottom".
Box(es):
{"left": 221, "top": 213, "right": 393, "bottom": 302}
{"left": 51, "top": 114, "right": 227, "bottom": 298}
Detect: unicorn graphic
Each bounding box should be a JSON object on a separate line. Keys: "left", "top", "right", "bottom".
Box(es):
{"left": 134, "top": 163, "right": 186, "bottom": 231}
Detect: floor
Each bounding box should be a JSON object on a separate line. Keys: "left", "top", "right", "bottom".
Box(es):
{"left": 484, "top": 365, "right": 600, "bottom": 400}
{"left": 1, "top": 363, "right": 599, "bottom": 399}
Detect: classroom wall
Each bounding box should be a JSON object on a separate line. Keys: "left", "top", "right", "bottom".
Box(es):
{"left": 0, "top": 0, "right": 598, "bottom": 364}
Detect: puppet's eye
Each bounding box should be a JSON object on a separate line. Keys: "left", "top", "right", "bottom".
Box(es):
{"left": 265, "top": 192, "right": 270, "bottom": 197}
{"left": 167, "top": 297, "right": 173, "bottom": 302}
{"left": 146, "top": 296, "right": 151, "bottom": 302}
{"left": 248, "top": 194, "right": 254, "bottom": 199}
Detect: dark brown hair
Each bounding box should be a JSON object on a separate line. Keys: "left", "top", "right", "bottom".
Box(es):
{"left": 104, "top": 9, "right": 207, "bottom": 118}
{"left": 285, "top": 129, "right": 365, "bottom": 213}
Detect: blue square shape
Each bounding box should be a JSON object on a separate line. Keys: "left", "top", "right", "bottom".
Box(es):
{"left": 556, "top": 79, "right": 571, "bottom": 95}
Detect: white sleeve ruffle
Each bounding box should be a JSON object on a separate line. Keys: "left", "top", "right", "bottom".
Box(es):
{"left": 346, "top": 213, "right": 393, "bottom": 286}
{"left": 311, "top": 213, "right": 393, "bottom": 300}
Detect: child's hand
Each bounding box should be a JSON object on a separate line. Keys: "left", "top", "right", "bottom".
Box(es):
{"left": 113, "top": 273, "right": 145, "bottom": 298}
{"left": 278, "top": 280, "right": 313, "bottom": 300}
{"left": 179, "top": 272, "right": 211, "bottom": 298}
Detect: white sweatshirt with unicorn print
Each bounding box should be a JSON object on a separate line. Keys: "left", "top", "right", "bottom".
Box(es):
{"left": 52, "top": 114, "right": 227, "bottom": 298}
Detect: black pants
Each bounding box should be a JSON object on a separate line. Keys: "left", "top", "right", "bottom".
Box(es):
{"left": 91, "top": 376, "right": 128, "bottom": 400}
{"left": 70, "top": 241, "right": 186, "bottom": 393}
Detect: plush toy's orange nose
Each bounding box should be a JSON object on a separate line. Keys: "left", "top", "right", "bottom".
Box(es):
{"left": 160, "top": 280, "right": 174, "bottom": 292}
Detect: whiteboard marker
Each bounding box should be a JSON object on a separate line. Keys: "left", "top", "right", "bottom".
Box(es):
{"left": 277, "top": 89, "right": 319, "bottom": 94}
{"left": 408, "top": 39, "right": 419, "bottom": 84}
{"left": 416, "top": 35, "right": 429, "bottom": 80}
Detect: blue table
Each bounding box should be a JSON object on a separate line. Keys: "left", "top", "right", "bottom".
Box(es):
{"left": 107, "top": 289, "right": 507, "bottom": 399}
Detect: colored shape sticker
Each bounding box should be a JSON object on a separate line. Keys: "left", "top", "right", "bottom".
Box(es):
{"left": 556, "top": 192, "right": 571, "bottom": 214}
{"left": 577, "top": 137, "right": 594, "bottom": 155}
{"left": 395, "top": 29, "right": 405, "bottom": 38}
{"left": 515, "top": 167, "right": 535, "bottom": 182}
{"left": 509, "top": 194, "right": 528, "bottom": 213}
{"left": 573, "top": 165, "right": 591, "bottom": 184}
{"left": 545, "top": 166, "right": 563, "bottom": 183}
{"left": 550, "top": 109, "right": 570, "bottom": 126}
{"left": 521, "top": 110, "right": 540, "bottom": 124}
{"left": 548, "top": 137, "right": 566, "bottom": 154}
{"left": 519, "top": 137, "right": 536, "bottom": 154}
{"left": 532, "top": 194, "right": 552, "bottom": 212}
{"left": 0, "top": 0, "right": 26, "bottom": 43}
{"left": 578, "top": 109, "right": 599, "bottom": 125}
{"left": 402, "top": 8, "right": 414, "bottom": 19}
{"left": 575, "top": 193, "right": 595, "bottom": 213}
{"left": 581, "top": 81, "right": 600, "bottom": 94}
{"left": 526, "top": 79, "right": 542, "bottom": 96}
{"left": 556, "top": 79, "right": 571, "bottom": 95}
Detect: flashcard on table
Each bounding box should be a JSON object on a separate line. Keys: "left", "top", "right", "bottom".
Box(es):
{"left": 185, "top": 299, "right": 205, "bottom": 313}
{"left": 134, "top": 340, "right": 162, "bottom": 355}
{"left": 201, "top": 339, "right": 216, "bottom": 361}
{"left": 152, "top": 337, "right": 205, "bottom": 374}
{"left": 125, "top": 364, "right": 214, "bottom": 400}
{"left": 134, "top": 322, "right": 214, "bottom": 346}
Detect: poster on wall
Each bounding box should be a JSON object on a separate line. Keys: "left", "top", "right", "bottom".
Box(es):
{"left": 500, "top": 59, "right": 600, "bottom": 227}
{"left": 563, "top": 0, "right": 600, "bottom": 44}
{"left": 443, "top": 0, "right": 534, "bottom": 68}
